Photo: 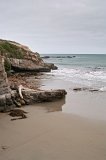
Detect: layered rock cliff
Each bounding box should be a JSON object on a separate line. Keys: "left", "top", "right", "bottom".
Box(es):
{"left": 0, "top": 56, "right": 15, "bottom": 111}
{"left": 0, "top": 40, "right": 66, "bottom": 112}
{"left": 0, "top": 56, "right": 10, "bottom": 95}
{"left": 0, "top": 39, "right": 57, "bottom": 72}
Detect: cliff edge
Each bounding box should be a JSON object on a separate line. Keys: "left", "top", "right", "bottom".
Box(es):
{"left": 0, "top": 40, "right": 66, "bottom": 112}
{"left": 0, "top": 39, "right": 57, "bottom": 72}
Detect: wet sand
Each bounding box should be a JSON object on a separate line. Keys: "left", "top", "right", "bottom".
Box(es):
{"left": 0, "top": 105, "right": 106, "bottom": 160}
{"left": 41, "top": 78, "right": 106, "bottom": 121}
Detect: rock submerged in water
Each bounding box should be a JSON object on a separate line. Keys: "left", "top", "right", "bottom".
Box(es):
{"left": 41, "top": 56, "right": 50, "bottom": 59}
{"left": 44, "top": 63, "right": 58, "bottom": 70}
{"left": 42, "top": 55, "right": 76, "bottom": 59}
{"left": 73, "top": 87, "right": 99, "bottom": 92}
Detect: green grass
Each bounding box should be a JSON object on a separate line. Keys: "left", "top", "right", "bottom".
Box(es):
{"left": 0, "top": 41, "right": 24, "bottom": 59}
{"left": 4, "top": 58, "right": 11, "bottom": 72}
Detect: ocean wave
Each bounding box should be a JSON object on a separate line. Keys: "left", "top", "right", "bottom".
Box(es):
{"left": 47, "top": 67, "right": 106, "bottom": 87}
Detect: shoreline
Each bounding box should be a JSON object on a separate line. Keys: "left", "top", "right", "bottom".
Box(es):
{"left": 0, "top": 48, "right": 106, "bottom": 160}
{"left": 40, "top": 76, "right": 106, "bottom": 121}
{"left": 0, "top": 67, "right": 106, "bottom": 160}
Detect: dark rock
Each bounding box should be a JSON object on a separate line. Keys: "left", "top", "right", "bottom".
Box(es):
{"left": 5, "top": 94, "right": 14, "bottom": 106}
{"left": 89, "top": 89, "right": 99, "bottom": 92}
{"left": 45, "top": 63, "right": 58, "bottom": 70}
{"left": 73, "top": 87, "right": 99, "bottom": 92}
{"left": 13, "top": 100, "right": 21, "bottom": 107}
{"left": 67, "top": 56, "right": 72, "bottom": 58}
{"left": 1, "top": 146, "right": 9, "bottom": 150}
{"left": 51, "top": 55, "right": 76, "bottom": 58}
{"left": 9, "top": 109, "right": 27, "bottom": 119}
{"left": 0, "top": 95, "right": 6, "bottom": 106}
{"left": 42, "top": 56, "right": 50, "bottom": 59}
{"left": 19, "top": 99, "right": 26, "bottom": 105}
{"left": 73, "top": 88, "right": 82, "bottom": 91}
{"left": 11, "top": 60, "right": 51, "bottom": 72}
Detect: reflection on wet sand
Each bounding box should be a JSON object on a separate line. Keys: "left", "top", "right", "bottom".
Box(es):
{"left": 36, "top": 97, "right": 66, "bottom": 112}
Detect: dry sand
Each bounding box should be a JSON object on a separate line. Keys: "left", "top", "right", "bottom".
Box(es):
{"left": 0, "top": 105, "right": 106, "bottom": 160}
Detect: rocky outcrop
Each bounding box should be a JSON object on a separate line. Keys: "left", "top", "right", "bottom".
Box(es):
{"left": 22, "top": 88, "right": 67, "bottom": 104}
{"left": 9, "top": 58, "right": 51, "bottom": 72}
{"left": 0, "top": 57, "right": 10, "bottom": 95}
{"left": 9, "top": 109, "right": 28, "bottom": 119}
{"left": 0, "top": 56, "right": 15, "bottom": 111}
{"left": 0, "top": 56, "right": 67, "bottom": 112}
{"left": 0, "top": 39, "right": 57, "bottom": 72}
{"left": 41, "top": 56, "right": 50, "bottom": 59}
{"left": 9, "top": 85, "right": 67, "bottom": 106}
{"left": 44, "top": 63, "right": 58, "bottom": 70}
{"left": 42, "top": 55, "right": 76, "bottom": 59}
{"left": 0, "top": 40, "right": 67, "bottom": 112}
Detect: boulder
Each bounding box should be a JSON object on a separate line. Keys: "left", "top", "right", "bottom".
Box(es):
{"left": 9, "top": 109, "right": 28, "bottom": 120}
{"left": 41, "top": 56, "right": 50, "bottom": 59}
{"left": 22, "top": 89, "right": 67, "bottom": 104}
{"left": 73, "top": 87, "right": 99, "bottom": 92}
{"left": 44, "top": 63, "right": 58, "bottom": 70}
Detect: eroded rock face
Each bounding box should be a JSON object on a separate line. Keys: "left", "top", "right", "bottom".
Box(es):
{"left": 0, "top": 40, "right": 66, "bottom": 112}
{"left": 0, "top": 57, "right": 10, "bottom": 95}
{"left": 9, "top": 58, "right": 51, "bottom": 72}
{"left": 0, "top": 39, "right": 57, "bottom": 72}
{"left": 0, "top": 56, "right": 15, "bottom": 111}
{"left": 22, "top": 89, "right": 67, "bottom": 104}
{"left": 44, "top": 63, "right": 58, "bottom": 70}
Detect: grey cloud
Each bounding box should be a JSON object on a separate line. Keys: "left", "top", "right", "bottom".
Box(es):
{"left": 0, "top": 0, "right": 106, "bottom": 53}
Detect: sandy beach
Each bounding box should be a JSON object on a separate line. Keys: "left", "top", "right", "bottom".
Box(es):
{"left": 0, "top": 68, "right": 106, "bottom": 160}
{"left": 0, "top": 104, "right": 106, "bottom": 160}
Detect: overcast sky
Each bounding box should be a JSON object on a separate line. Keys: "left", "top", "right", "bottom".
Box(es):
{"left": 0, "top": 0, "right": 106, "bottom": 54}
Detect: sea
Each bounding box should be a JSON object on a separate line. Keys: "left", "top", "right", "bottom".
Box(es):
{"left": 42, "top": 54, "right": 106, "bottom": 91}
{"left": 40, "top": 54, "right": 106, "bottom": 121}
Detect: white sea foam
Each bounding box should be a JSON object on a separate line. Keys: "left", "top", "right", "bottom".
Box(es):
{"left": 44, "top": 54, "right": 106, "bottom": 91}
{"left": 47, "top": 67, "right": 106, "bottom": 88}
{"left": 100, "top": 87, "right": 106, "bottom": 91}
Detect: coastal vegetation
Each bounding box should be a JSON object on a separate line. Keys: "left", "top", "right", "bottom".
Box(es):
{"left": 0, "top": 39, "right": 65, "bottom": 113}
{"left": 0, "top": 41, "right": 24, "bottom": 59}
{"left": 4, "top": 58, "right": 11, "bottom": 72}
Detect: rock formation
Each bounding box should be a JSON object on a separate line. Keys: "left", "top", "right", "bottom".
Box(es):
{"left": 0, "top": 39, "right": 57, "bottom": 72}
{"left": 0, "top": 56, "right": 10, "bottom": 95}
{"left": 0, "top": 40, "right": 67, "bottom": 112}
{"left": 22, "top": 88, "right": 67, "bottom": 104}
{"left": 0, "top": 56, "right": 15, "bottom": 111}
{"left": 73, "top": 87, "right": 99, "bottom": 92}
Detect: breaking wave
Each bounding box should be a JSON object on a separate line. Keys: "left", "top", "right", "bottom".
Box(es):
{"left": 47, "top": 67, "right": 106, "bottom": 89}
